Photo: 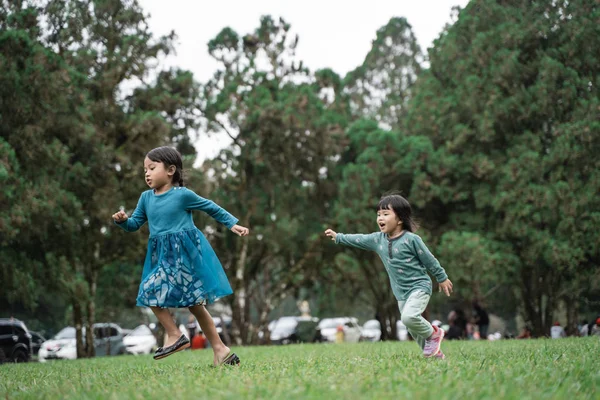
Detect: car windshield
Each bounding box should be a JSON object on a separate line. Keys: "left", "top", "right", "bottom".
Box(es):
{"left": 319, "top": 319, "right": 343, "bottom": 329}
{"left": 272, "top": 318, "right": 298, "bottom": 331}
{"left": 54, "top": 327, "right": 79, "bottom": 339}
{"left": 364, "top": 321, "right": 380, "bottom": 330}
{"left": 128, "top": 325, "right": 152, "bottom": 336}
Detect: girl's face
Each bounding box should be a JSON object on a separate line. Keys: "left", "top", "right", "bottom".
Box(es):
{"left": 376, "top": 205, "right": 402, "bottom": 235}
{"left": 144, "top": 157, "right": 175, "bottom": 191}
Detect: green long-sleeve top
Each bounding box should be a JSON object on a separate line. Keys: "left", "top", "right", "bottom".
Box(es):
{"left": 335, "top": 231, "right": 448, "bottom": 301}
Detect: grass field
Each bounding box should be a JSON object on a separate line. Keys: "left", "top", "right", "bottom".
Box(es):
{"left": 1, "top": 338, "right": 598, "bottom": 400}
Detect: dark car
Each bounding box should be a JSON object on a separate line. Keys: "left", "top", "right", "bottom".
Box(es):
{"left": 269, "top": 317, "right": 320, "bottom": 345}
{"left": 30, "top": 331, "right": 47, "bottom": 357}
{"left": 0, "top": 318, "right": 32, "bottom": 363}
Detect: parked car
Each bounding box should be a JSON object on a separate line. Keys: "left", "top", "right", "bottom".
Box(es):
{"left": 29, "top": 331, "right": 46, "bottom": 357}
{"left": 360, "top": 319, "right": 382, "bottom": 342}
{"left": 0, "top": 318, "right": 32, "bottom": 363}
{"left": 38, "top": 323, "right": 126, "bottom": 362}
{"left": 318, "top": 317, "right": 362, "bottom": 343}
{"left": 194, "top": 316, "right": 233, "bottom": 344}
{"left": 123, "top": 325, "right": 157, "bottom": 355}
{"left": 270, "top": 316, "right": 320, "bottom": 345}
{"left": 397, "top": 320, "right": 409, "bottom": 341}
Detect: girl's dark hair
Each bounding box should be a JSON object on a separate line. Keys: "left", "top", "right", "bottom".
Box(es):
{"left": 146, "top": 146, "right": 184, "bottom": 186}
{"left": 376, "top": 193, "right": 419, "bottom": 232}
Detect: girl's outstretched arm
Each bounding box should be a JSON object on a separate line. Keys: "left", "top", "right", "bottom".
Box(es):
{"left": 412, "top": 235, "right": 449, "bottom": 284}
{"left": 183, "top": 188, "right": 238, "bottom": 229}
{"left": 325, "top": 228, "right": 378, "bottom": 252}
{"left": 113, "top": 194, "right": 148, "bottom": 232}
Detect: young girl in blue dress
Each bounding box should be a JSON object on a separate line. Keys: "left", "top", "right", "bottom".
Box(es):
{"left": 113, "top": 146, "right": 248, "bottom": 365}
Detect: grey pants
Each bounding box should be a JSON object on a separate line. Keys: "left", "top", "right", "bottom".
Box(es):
{"left": 398, "top": 290, "right": 434, "bottom": 350}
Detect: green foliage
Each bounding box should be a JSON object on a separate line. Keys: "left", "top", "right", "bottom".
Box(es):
{"left": 404, "top": 0, "right": 600, "bottom": 334}
{"left": 2, "top": 0, "right": 599, "bottom": 345}
{"left": 343, "top": 17, "right": 423, "bottom": 129}
{"left": 198, "top": 16, "right": 350, "bottom": 343}
{"left": 0, "top": 0, "right": 200, "bottom": 354}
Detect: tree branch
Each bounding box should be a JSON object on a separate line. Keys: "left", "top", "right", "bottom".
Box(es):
{"left": 209, "top": 119, "right": 241, "bottom": 147}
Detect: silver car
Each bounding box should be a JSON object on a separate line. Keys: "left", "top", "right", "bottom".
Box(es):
{"left": 38, "top": 323, "right": 126, "bottom": 362}
{"left": 318, "top": 317, "right": 363, "bottom": 343}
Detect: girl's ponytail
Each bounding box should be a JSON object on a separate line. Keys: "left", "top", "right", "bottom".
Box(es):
{"left": 176, "top": 168, "right": 184, "bottom": 187}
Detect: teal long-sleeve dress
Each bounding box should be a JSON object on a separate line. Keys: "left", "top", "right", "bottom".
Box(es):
{"left": 116, "top": 186, "right": 238, "bottom": 308}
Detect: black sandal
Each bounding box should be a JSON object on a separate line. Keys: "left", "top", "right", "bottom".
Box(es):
{"left": 153, "top": 335, "right": 190, "bottom": 360}
{"left": 222, "top": 352, "right": 240, "bottom": 366}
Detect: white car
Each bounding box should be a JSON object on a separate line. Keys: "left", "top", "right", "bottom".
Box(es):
{"left": 397, "top": 320, "right": 409, "bottom": 341}
{"left": 38, "top": 324, "right": 126, "bottom": 362}
{"left": 38, "top": 327, "right": 78, "bottom": 361}
{"left": 194, "top": 316, "right": 231, "bottom": 336}
{"left": 360, "top": 319, "right": 382, "bottom": 342}
{"left": 123, "top": 325, "right": 157, "bottom": 355}
{"left": 318, "top": 317, "right": 362, "bottom": 343}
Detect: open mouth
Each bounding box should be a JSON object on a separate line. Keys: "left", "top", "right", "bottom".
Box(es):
{"left": 146, "top": 180, "right": 152, "bottom": 186}
{"left": 378, "top": 223, "right": 386, "bottom": 230}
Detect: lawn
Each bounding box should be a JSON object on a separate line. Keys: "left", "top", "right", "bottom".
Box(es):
{"left": 1, "top": 338, "right": 598, "bottom": 400}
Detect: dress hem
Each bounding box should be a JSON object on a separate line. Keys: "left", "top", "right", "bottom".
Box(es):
{"left": 135, "top": 292, "right": 232, "bottom": 309}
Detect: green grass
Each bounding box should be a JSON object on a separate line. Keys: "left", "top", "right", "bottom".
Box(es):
{"left": 1, "top": 338, "right": 598, "bottom": 399}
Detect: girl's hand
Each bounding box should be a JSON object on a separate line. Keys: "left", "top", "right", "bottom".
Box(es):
{"left": 324, "top": 228, "right": 337, "bottom": 241}
{"left": 231, "top": 224, "right": 249, "bottom": 236}
{"left": 439, "top": 279, "right": 453, "bottom": 297}
{"left": 112, "top": 210, "right": 128, "bottom": 223}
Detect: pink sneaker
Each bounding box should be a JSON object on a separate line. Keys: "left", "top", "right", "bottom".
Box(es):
{"left": 423, "top": 326, "right": 444, "bottom": 357}
{"left": 435, "top": 349, "right": 445, "bottom": 360}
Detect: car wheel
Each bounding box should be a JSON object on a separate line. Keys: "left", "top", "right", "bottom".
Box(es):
{"left": 13, "top": 349, "right": 29, "bottom": 363}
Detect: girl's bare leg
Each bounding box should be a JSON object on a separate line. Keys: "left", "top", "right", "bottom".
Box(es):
{"left": 188, "top": 304, "right": 231, "bottom": 365}
{"left": 151, "top": 307, "right": 182, "bottom": 347}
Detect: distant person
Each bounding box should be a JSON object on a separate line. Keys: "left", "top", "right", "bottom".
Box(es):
{"left": 592, "top": 318, "right": 600, "bottom": 337}
{"left": 550, "top": 322, "right": 566, "bottom": 339}
{"left": 186, "top": 314, "right": 197, "bottom": 340}
{"left": 113, "top": 146, "right": 249, "bottom": 366}
{"left": 473, "top": 302, "right": 490, "bottom": 339}
{"left": 579, "top": 320, "right": 589, "bottom": 337}
{"left": 446, "top": 310, "right": 466, "bottom": 340}
{"left": 455, "top": 309, "right": 468, "bottom": 338}
{"left": 335, "top": 325, "right": 345, "bottom": 344}
{"left": 192, "top": 332, "right": 207, "bottom": 350}
{"left": 325, "top": 193, "right": 453, "bottom": 360}
{"left": 517, "top": 326, "right": 532, "bottom": 339}
{"left": 467, "top": 322, "right": 477, "bottom": 340}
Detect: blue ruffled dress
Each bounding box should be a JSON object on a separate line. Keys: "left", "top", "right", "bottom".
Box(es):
{"left": 115, "top": 187, "right": 237, "bottom": 308}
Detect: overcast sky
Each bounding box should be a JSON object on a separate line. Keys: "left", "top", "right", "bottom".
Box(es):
{"left": 139, "top": 0, "right": 470, "bottom": 161}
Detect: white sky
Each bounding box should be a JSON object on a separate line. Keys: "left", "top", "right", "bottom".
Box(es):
{"left": 139, "top": 0, "right": 469, "bottom": 161}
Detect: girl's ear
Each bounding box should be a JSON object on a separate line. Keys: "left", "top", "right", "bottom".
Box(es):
{"left": 167, "top": 165, "right": 176, "bottom": 176}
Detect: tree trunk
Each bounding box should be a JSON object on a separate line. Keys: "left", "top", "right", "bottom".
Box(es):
{"left": 376, "top": 299, "right": 400, "bottom": 341}
{"left": 257, "top": 299, "right": 273, "bottom": 344}
{"left": 243, "top": 293, "right": 252, "bottom": 344}
{"left": 520, "top": 267, "right": 546, "bottom": 337}
{"left": 564, "top": 296, "right": 578, "bottom": 336}
{"left": 219, "top": 310, "right": 232, "bottom": 347}
{"left": 231, "top": 226, "right": 250, "bottom": 345}
{"left": 387, "top": 301, "right": 399, "bottom": 341}
{"left": 73, "top": 299, "right": 86, "bottom": 358}
{"left": 85, "top": 269, "right": 97, "bottom": 357}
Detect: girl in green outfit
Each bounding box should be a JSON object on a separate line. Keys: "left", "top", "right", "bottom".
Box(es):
{"left": 325, "top": 194, "right": 453, "bottom": 359}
